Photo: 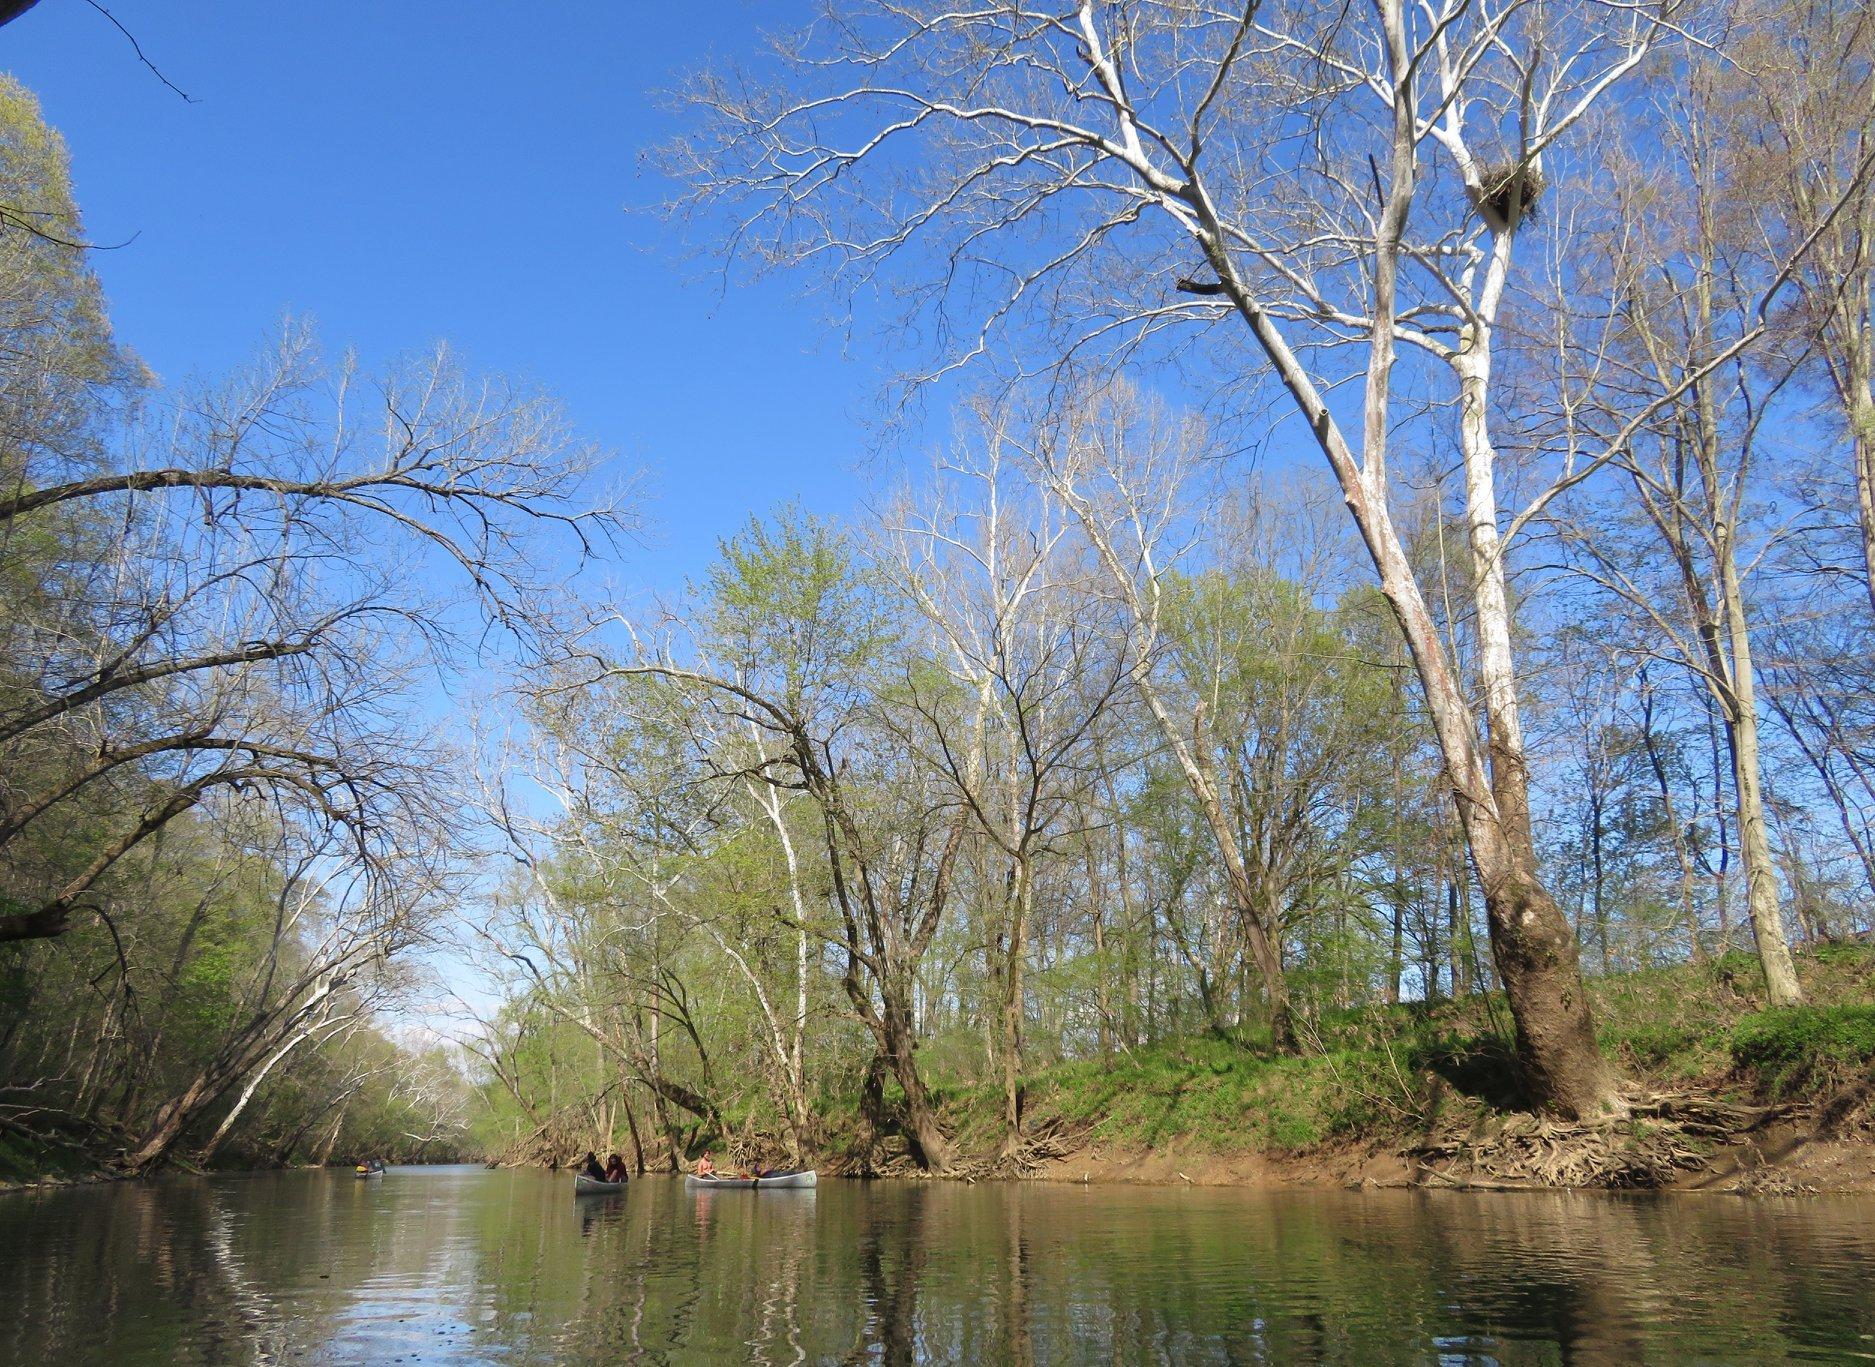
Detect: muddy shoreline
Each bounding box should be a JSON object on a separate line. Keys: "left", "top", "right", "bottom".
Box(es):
{"left": 15, "top": 1108, "right": 1875, "bottom": 1197}
{"left": 1011, "top": 1127, "right": 1875, "bottom": 1194}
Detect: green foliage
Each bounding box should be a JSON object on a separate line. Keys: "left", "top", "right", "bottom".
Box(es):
{"left": 706, "top": 507, "right": 893, "bottom": 713}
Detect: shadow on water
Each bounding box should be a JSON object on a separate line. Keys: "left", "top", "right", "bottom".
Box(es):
{"left": 2, "top": 1169, "right": 1874, "bottom": 1363}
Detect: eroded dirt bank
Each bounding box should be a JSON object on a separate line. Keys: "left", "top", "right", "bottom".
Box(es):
{"left": 1015, "top": 1121, "right": 1875, "bottom": 1195}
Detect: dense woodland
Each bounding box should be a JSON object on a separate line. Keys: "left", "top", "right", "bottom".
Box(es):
{"left": 5, "top": 0, "right": 1875, "bottom": 1182}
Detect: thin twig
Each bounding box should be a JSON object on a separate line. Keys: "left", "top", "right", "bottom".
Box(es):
{"left": 82, "top": 0, "right": 194, "bottom": 102}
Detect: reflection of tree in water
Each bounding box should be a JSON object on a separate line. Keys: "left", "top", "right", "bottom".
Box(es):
{"left": 0, "top": 1181, "right": 274, "bottom": 1361}
{"left": 997, "top": 1190, "right": 1033, "bottom": 1367}
{"left": 1402, "top": 1192, "right": 1875, "bottom": 1361}
{"left": 750, "top": 1205, "right": 808, "bottom": 1367}
{"left": 8, "top": 1176, "right": 1875, "bottom": 1361}
{"left": 567, "top": 1181, "right": 826, "bottom": 1363}
{"left": 843, "top": 1190, "right": 927, "bottom": 1366}
{"left": 577, "top": 1193, "right": 629, "bottom": 1237}
{"left": 844, "top": 1188, "right": 1875, "bottom": 1362}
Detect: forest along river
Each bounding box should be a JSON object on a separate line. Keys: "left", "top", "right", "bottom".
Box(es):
{"left": 3, "top": 1169, "right": 1874, "bottom": 1364}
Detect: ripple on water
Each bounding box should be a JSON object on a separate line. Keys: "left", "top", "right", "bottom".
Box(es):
{"left": 2, "top": 1173, "right": 1874, "bottom": 1363}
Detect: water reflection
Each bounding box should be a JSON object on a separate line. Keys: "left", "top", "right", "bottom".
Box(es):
{"left": 1, "top": 1170, "right": 1873, "bottom": 1363}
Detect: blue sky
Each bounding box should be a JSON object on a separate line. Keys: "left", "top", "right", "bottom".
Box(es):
{"left": 4, "top": 1, "right": 895, "bottom": 597}
{"left": 5, "top": 2, "right": 925, "bottom": 1018}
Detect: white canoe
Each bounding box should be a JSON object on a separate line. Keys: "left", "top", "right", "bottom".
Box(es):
{"left": 684, "top": 1169, "right": 817, "bottom": 1190}
{"left": 573, "top": 1174, "right": 627, "bottom": 1194}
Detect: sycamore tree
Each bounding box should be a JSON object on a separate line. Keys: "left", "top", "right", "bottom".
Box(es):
{"left": 879, "top": 415, "right": 1132, "bottom": 1159}
{"left": 659, "top": 0, "right": 1719, "bottom": 1114}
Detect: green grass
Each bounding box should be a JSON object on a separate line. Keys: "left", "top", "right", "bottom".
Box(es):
{"left": 917, "top": 940, "right": 1875, "bottom": 1164}
{"left": 1731, "top": 1005, "right": 1875, "bottom": 1099}
{"left": 941, "top": 1026, "right": 1462, "bottom": 1156}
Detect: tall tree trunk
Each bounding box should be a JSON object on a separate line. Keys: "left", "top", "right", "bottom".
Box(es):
{"left": 741, "top": 745, "right": 814, "bottom": 1157}
{"left": 1186, "top": 117, "right": 1617, "bottom": 1113}
{"left": 1091, "top": 864, "right": 1113, "bottom": 1064}
{"left": 1450, "top": 341, "right": 1617, "bottom": 1116}
{"left": 997, "top": 860, "right": 1032, "bottom": 1161}
{"left": 879, "top": 980, "right": 953, "bottom": 1173}
{"left": 621, "top": 1089, "right": 646, "bottom": 1175}
{"left": 1718, "top": 606, "right": 1804, "bottom": 1006}
{"left": 315, "top": 1104, "right": 349, "bottom": 1166}
{"left": 196, "top": 1024, "right": 333, "bottom": 1166}
{"left": 1682, "top": 254, "right": 1805, "bottom": 1007}
{"left": 126, "top": 1072, "right": 222, "bottom": 1172}
{"left": 1850, "top": 382, "right": 1875, "bottom": 617}
{"left": 1703, "top": 698, "right": 1734, "bottom": 947}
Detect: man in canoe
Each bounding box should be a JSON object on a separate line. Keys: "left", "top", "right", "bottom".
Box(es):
{"left": 602, "top": 1153, "right": 628, "bottom": 1183}
{"left": 695, "top": 1151, "right": 716, "bottom": 1177}
{"left": 578, "top": 1151, "right": 607, "bottom": 1183}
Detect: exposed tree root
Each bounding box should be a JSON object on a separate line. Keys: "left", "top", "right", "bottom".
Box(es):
{"left": 1409, "top": 1087, "right": 1790, "bottom": 1190}
{"left": 886, "top": 1115, "right": 1098, "bottom": 1182}
{"left": 952, "top": 1115, "right": 1093, "bottom": 1180}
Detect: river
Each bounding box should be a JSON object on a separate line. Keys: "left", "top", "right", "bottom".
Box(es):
{"left": 2, "top": 1166, "right": 1873, "bottom": 1362}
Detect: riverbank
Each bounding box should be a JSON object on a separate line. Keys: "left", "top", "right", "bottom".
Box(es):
{"left": 0, "top": 1137, "right": 473, "bottom": 1193}
{"left": 14, "top": 945, "right": 1872, "bottom": 1196}
{"left": 844, "top": 942, "right": 1875, "bottom": 1194}
{"left": 0, "top": 1129, "right": 116, "bottom": 1192}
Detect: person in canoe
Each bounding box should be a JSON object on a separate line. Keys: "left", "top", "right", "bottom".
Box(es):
{"left": 578, "top": 1151, "right": 607, "bottom": 1183}
{"left": 695, "top": 1151, "right": 716, "bottom": 1177}
{"left": 602, "top": 1153, "right": 629, "bottom": 1183}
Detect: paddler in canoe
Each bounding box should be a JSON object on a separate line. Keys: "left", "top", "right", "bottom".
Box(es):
{"left": 687, "top": 1151, "right": 816, "bottom": 1187}
{"left": 692, "top": 1151, "right": 760, "bottom": 1178}
{"left": 692, "top": 1150, "right": 763, "bottom": 1178}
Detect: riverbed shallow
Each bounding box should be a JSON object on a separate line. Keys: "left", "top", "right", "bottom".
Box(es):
{"left": 3, "top": 1166, "right": 1873, "bottom": 1363}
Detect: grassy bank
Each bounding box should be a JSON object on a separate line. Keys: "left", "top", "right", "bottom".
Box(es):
{"left": 871, "top": 942, "right": 1875, "bottom": 1190}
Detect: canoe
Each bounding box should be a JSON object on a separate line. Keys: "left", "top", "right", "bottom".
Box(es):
{"left": 684, "top": 1169, "right": 817, "bottom": 1190}
{"left": 573, "top": 1174, "right": 627, "bottom": 1195}
{"left": 354, "top": 1166, "right": 384, "bottom": 1179}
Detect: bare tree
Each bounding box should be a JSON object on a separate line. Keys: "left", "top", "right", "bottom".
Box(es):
{"left": 122, "top": 815, "right": 443, "bottom": 1171}
{"left": 0, "top": 327, "right": 627, "bottom": 943}
{"left": 880, "top": 411, "right": 1131, "bottom": 1158}
{"left": 1031, "top": 386, "right": 1318, "bottom": 1045}
{"left": 587, "top": 658, "right": 964, "bottom": 1171}
{"left": 1725, "top": 0, "right": 1875, "bottom": 612}
{"left": 1551, "top": 63, "right": 1813, "bottom": 1003}
{"left": 662, "top": 0, "right": 1743, "bottom": 1110}
{"left": 509, "top": 668, "right": 819, "bottom": 1161}
{"left": 508, "top": 514, "right": 969, "bottom": 1171}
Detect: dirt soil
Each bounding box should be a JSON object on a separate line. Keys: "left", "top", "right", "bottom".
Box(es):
{"left": 1023, "top": 1120, "right": 1875, "bottom": 1195}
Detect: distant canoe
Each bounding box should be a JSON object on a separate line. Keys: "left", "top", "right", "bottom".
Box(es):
{"left": 573, "top": 1174, "right": 627, "bottom": 1195}
{"left": 354, "top": 1164, "right": 384, "bottom": 1179}
{"left": 684, "top": 1169, "right": 817, "bottom": 1190}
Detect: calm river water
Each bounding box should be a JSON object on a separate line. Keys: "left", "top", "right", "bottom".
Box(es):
{"left": 2, "top": 1166, "right": 1873, "bottom": 1363}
